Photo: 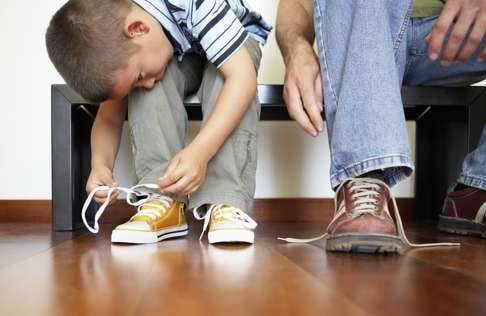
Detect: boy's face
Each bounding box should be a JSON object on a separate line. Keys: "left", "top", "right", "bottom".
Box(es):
{"left": 110, "top": 5, "right": 174, "bottom": 100}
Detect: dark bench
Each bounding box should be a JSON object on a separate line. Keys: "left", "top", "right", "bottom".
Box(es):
{"left": 51, "top": 84, "right": 486, "bottom": 231}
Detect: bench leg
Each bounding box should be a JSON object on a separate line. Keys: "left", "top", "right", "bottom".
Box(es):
{"left": 52, "top": 87, "right": 96, "bottom": 231}
{"left": 416, "top": 91, "right": 486, "bottom": 221}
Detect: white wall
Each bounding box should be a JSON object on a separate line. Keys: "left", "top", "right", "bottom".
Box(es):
{"left": 0, "top": 0, "right": 415, "bottom": 200}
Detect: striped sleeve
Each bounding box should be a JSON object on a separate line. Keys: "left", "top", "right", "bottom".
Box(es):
{"left": 190, "top": 0, "right": 248, "bottom": 68}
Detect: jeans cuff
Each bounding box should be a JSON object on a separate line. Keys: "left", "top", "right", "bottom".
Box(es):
{"left": 458, "top": 174, "right": 486, "bottom": 190}
{"left": 330, "top": 154, "right": 414, "bottom": 189}
{"left": 188, "top": 191, "right": 254, "bottom": 214}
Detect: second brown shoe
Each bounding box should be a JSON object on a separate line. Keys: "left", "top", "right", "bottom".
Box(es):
{"left": 438, "top": 185, "right": 486, "bottom": 238}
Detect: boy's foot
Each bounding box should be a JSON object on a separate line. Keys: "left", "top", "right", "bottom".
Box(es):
{"left": 193, "top": 204, "right": 257, "bottom": 244}
{"left": 438, "top": 185, "right": 486, "bottom": 238}
{"left": 111, "top": 197, "right": 188, "bottom": 244}
{"left": 325, "top": 178, "right": 404, "bottom": 253}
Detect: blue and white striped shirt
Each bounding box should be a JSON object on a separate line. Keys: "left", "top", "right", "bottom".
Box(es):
{"left": 132, "top": 0, "right": 272, "bottom": 68}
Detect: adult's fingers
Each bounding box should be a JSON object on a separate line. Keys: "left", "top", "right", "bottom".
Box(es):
{"left": 441, "top": 8, "right": 476, "bottom": 65}
{"left": 428, "top": 2, "right": 460, "bottom": 60}
{"left": 300, "top": 78, "right": 323, "bottom": 133}
{"left": 284, "top": 81, "right": 318, "bottom": 136}
{"left": 456, "top": 16, "right": 486, "bottom": 62}
{"left": 478, "top": 45, "right": 486, "bottom": 61}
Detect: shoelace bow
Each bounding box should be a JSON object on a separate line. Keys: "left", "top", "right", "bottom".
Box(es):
{"left": 192, "top": 204, "right": 257, "bottom": 240}
{"left": 278, "top": 178, "right": 460, "bottom": 249}
{"left": 82, "top": 184, "right": 172, "bottom": 233}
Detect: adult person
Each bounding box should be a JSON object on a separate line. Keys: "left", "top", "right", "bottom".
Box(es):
{"left": 276, "top": 0, "right": 486, "bottom": 253}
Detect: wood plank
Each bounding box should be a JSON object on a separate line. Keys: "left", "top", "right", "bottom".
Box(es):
{"left": 402, "top": 224, "right": 486, "bottom": 282}
{"left": 266, "top": 222, "right": 486, "bottom": 316}
{"left": 0, "top": 224, "right": 366, "bottom": 316}
{"left": 0, "top": 223, "right": 84, "bottom": 268}
{"left": 1, "top": 222, "right": 486, "bottom": 315}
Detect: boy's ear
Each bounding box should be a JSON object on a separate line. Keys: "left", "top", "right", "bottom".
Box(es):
{"left": 124, "top": 20, "right": 150, "bottom": 39}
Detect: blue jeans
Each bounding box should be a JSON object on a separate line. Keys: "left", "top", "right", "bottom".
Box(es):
{"left": 314, "top": 0, "right": 486, "bottom": 190}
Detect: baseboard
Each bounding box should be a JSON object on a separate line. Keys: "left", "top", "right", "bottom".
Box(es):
{"left": 0, "top": 200, "right": 53, "bottom": 222}
{"left": 0, "top": 198, "right": 415, "bottom": 223}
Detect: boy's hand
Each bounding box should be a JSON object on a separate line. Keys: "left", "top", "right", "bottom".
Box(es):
{"left": 86, "top": 165, "right": 119, "bottom": 205}
{"left": 158, "top": 146, "right": 209, "bottom": 196}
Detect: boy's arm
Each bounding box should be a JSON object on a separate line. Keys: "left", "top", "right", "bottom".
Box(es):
{"left": 86, "top": 98, "right": 127, "bottom": 204}
{"left": 159, "top": 45, "right": 257, "bottom": 195}
{"left": 191, "top": 46, "right": 257, "bottom": 160}
{"left": 276, "top": 0, "right": 323, "bottom": 136}
{"left": 91, "top": 99, "right": 127, "bottom": 169}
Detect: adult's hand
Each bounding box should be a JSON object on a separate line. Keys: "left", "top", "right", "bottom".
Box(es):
{"left": 283, "top": 39, "right": 324, "bottom": 136}
{"left": 427, "top": 0, "right": 486, "bottom": 65}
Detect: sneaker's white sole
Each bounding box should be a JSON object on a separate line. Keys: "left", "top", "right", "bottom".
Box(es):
{"left": 111, "top": 224, "right": 188, "bottom": 244}
{"left": 208, "top": 229, "right": 254, "bottom": 244}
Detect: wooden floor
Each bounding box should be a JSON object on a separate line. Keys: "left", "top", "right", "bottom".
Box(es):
{"left": 1, "top": 221, "right": 485, "bottom": 316}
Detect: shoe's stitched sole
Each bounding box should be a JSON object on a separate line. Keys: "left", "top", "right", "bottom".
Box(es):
{"left": 111, "top": 224, "right": 188, "bottom": 244}
{"left": 326, "top": 234, "right": 404, "bottom": 254}
{"left": 208, "top": 229, "right": 254, "bottom": 244}
{"left": 438, "top": 216, "right": 486, "bottom": 238}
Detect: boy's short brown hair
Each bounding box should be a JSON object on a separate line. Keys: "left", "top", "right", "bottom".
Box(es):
{"left": 46, "top": 0, "right": 139, "bottom": 102}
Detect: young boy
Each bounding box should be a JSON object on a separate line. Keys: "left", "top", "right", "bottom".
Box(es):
{"left": 46, "top": 0, "right": 271, "bottom": 244}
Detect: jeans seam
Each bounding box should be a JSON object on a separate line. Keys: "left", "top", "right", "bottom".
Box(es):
{"left": 393, "top": 1, "right": 413, "bottom": 54}
{"left": 314, "top": 0, "right": 338, "bottom": 110}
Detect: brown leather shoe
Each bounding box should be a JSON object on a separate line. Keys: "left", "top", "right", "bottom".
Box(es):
{"left": 438, "top": 185, "right": 486, "bottom": 238}
{"left": 278, "top": 177, "right": 460, "bottom": 253}
{"left": 325, "top": 178, "right": 404, "bottom": 253}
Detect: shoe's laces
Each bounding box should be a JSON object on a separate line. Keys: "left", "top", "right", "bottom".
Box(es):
{"left": 347, "top": 180, "right": 381, "bottom": 217}
{"left": 475, "top": 201, "right": 486, "bottom": 224}
{"left": 278, "top": 178, "right": 460, "bottom": 249}
{"left": 81, "top": 184, "right": 170, "bottom": 233}
{"left": 132, "top": 196, "right": 173, "bottom": 220}
{"left": 192, "top": 204, "right": 257, "bottom": 241}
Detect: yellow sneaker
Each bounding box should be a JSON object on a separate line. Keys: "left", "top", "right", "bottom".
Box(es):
{"left": 193, "top": 204, "right": 257, "bottom": 244}
{"left": 81, "top": 184, "right": 188, "bottom": 244}
{"left": 112, "top": 197, "right": 188, "bottom": 244}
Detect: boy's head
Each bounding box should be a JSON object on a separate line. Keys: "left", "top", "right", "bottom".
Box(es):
{"left": 46, "top": 0, "right": 174, "bottom": 102}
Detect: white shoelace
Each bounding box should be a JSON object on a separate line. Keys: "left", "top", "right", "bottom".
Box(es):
{"left": 192, "top": 204, "right": 258, "bottom": 240}
{"left": 474, "top": 201, "right": 486, "bottom": 224}
{"left": 278, "top": 178, "right": 460, "bottom": 249}
{"left": 81, "top": 184, "right": 172, "bottom": 233}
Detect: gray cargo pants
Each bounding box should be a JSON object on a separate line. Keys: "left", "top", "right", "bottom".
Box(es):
{"left": 127, "top": 38, "right": 261, "bottom": 213}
